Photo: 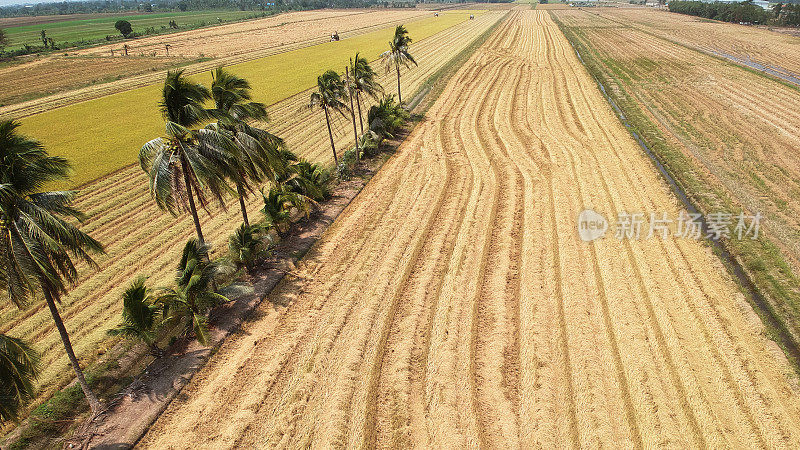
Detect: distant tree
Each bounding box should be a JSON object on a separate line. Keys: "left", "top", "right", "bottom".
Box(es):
{"left": 178, "top": 2, "right": 188, "bottom": 11}
{"left": 381, "top": 25, "right": 416, "bottom": 104}
{"left": 0, "top": 120, "right": 105, "bottom": 414}
{"left": 308, "top": 70, "right": 349, "bottom": 166}
{"left": 115, "top": 20, "right": 133, "bottom": 38}
{"left": 40, "top": 29, "right": 47, "bottom": 48}
{"left": 0, "top": 334, "right": 39, "bottom": 423}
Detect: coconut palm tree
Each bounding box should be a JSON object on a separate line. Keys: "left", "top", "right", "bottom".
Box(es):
{"left": 209, "top": 67, "right": 286, "bottom": 227}
{"left": 261, "top": 185, "right": 314, "bottom": 236}
{"left": 0, "top": 120, "right": 104, "bottom": 414}
{"left": 343, "top": 66, "right": 361, "bottom": 162}
{"left": 309, "top": 70, "right": 349, "bottom": 166}
{"left": 381, "top": 25, "right": 417, "bottom": 104}
{"left": 107, "top": 277, "right": 161, "bottom": 356}
{"left": 229, "top": 223, "right": 269, "bottom": 273}
{"left": 349, "top": 53, "right": 383, "bottom": 135}
{"left": 0, "top": 334, "right": 39, "bottom": 423}
{"left": 140, "top": 70, "right": 239, "bottom": 246}
{"left": 157, "top": 239, "right": 231, "bottom": 345}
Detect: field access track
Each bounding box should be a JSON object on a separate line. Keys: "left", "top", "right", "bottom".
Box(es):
{"left": 138, "top": 10, "right": 800, "bottom": 448}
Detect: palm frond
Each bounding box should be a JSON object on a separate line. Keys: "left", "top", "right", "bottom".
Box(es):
{"left": 0, "top": 334, "right": 40, "bottom": 423}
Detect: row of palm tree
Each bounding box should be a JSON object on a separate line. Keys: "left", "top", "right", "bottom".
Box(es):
{"left": 0, "top": 24, "right": 418, "bottom": 423}
{"left": 310, "top": 25, "right": 416, "bottom": 167}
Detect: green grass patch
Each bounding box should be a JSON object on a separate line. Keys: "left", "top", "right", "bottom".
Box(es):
{"left": 2, "top": 10, "right": 264, "bottom": 50}
{"left": 18, "top": 11, "right": 473, "bottom": 189}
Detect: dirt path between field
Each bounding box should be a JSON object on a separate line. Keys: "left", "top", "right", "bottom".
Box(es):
{"left": 134, "top": 10, "right": 800, "bottom": 448}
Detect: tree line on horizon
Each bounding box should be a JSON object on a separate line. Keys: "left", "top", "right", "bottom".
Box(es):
{"left": 668, "top": 1, "right": 770, "bottom": 24}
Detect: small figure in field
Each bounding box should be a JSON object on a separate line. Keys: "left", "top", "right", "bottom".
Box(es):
{"left": 165, "top": 44, "right": 171, "bottom": 56}
{"left": 111, "top": 48, "right": 115, "bottom": 56}
{"left": 434, "top": 12, "right": 439, "bottom": 17}
{"left": 123, "top": 44, "right": 129, "bottom": 56}
{"left": 330, "top": 31, "right": 340, "bottom": 41}
{"left": 470, "top": 14, "right": 474, "bottom": 20}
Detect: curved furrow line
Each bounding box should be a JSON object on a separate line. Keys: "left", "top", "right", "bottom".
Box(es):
{"left": 371, "top": 128, "right": 471, "bottom": 448}
{"left": 356, "top": 131, "right": 456, "bottom": 448}
{"left": 470, "top": 55, "right": 527, "bottom": 447}
{"left": 370, "top": 49, "right": 492, "bottom": 448}
{"left": 407, "top": 56, "right": 495, "bottom": 448}
{"left": 460, "top": 53, "right": 517, "bottom": 447}
{"left": 302, "top": 124, "right": 448, "bottom": 448}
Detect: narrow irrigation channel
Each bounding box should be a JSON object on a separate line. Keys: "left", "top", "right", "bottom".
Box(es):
{"left": 567, "top": 34, "right": 800, "bottom": 368}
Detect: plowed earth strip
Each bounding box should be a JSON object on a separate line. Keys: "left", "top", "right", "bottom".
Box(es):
{"left": 138, "top": 10, "right": 800, "bottom": 448}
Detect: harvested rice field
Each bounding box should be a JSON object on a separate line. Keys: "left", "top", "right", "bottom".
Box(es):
{"left": 588, "top": 7, "right": 800, "bottom": 77}
{"left": 554, "top": 7, "right": 800, "bottom": 349}
{"left": 136, "top": 10, "right": 800, "bottom": 448}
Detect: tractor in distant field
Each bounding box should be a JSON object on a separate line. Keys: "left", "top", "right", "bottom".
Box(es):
{"left": 330, "top": 31, "right": 340, "bottom": 41}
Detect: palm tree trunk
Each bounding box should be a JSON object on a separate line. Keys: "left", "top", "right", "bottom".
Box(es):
{"left": 347, "top": 68, "right": 360, "bottom": 163}
{"left": 356, "top": 92, "right": 365, "bottom": 135}
{"left": 180, "top": 155, "right": 205, "bottom": 246}
{"left": 324, "top": 106, "right": 338, "bottom": 166}
{"left": 43, "top": 288, "right": 102, "bottom": 414}
{"left": 237, "top": 182, "right": 249, "bottom": 227}
{"left": 396, "top": 63, "right": 402, "bottom": 104}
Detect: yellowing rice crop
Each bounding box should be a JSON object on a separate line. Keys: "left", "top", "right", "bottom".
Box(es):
{"left": 17, "top": 10, "right": 478, "bottom": 188}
